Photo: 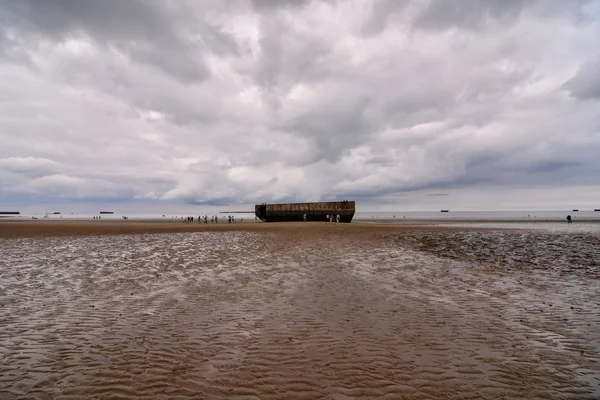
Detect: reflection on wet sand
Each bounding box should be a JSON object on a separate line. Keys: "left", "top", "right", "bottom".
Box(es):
{"left": 0, "top": 223, "right": 598, "bottom": 399}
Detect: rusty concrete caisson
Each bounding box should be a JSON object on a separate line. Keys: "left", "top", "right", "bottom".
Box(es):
{"left": 255, "top": 201, "right": 355, "bottom": 223}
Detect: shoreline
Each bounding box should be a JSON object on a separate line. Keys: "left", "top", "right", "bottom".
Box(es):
{"left": 357, "top": 217, "right": 600, "bottom": 224}
{"left": 0, "top": 220, "right": 512, "bottom": 239}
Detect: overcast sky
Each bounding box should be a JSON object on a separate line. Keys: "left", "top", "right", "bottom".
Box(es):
{"left": 1, "top": 0, "right": 599, "bottom": 212}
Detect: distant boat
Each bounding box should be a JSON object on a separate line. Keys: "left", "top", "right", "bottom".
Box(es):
{"left": 440, "top": 210, "right": 449, "bottom": 212}
{"left": 99, "top": 211, "right": 114, "bottom": 214}
{"left": 0, "top": 211, "right": 20, "bottom": 215}
{"left": 572, "top": 209, "right": 579, "bottom": 212}
{"left": 52, "top": 212, "right": 60, "bottom": 214}
{"left": 595, "top": 209, "right": 600, "bottom": 212}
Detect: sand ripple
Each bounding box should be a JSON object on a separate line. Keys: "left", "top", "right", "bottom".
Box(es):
{"left": 1, "top": 227, "right": 599, "bottom": 399}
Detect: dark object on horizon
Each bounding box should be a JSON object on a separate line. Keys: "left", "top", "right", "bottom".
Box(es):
{"left": 440, "top": 210, "right": 449, "bottom": 212}
{"left": 99, "top": 211, "right": 114, "bottom": 214}
{"left": 255, "top": 201, "right": 355, "bottom": 223}
{"left": 52, "top": 212, "right": 60, "bottom": 214}
{"left": 572, "top": 209, "right": 579, "bottom": 212}
{"left": 567, "top": 215, "right": 572, "bottom": 223}
{"left": 0, "top": 211, "right": 20, "bottom": 215}
{"left": 595, "top": 209, "right": 600, "bottom": 212}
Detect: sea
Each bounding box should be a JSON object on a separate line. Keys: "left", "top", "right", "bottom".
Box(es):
{"left": 3, "top": 209, "right": 600, "bottom": 224}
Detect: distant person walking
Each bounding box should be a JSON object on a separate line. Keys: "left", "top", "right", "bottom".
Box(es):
{"left": 303, "top": 213, "right": 307, "bottom": 222}
{"left": 567, "top": 215, "right": 572, "bottom": 223}
{"left": 337, "top": 213, "right": 340, "bottom": 223}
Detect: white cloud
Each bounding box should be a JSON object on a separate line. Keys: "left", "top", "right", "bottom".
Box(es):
{"left": 0, "top": 157, "right": 62, "bottom": 176}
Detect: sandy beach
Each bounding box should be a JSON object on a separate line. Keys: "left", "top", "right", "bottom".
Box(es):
{"left": 1, "top": 221, "right": 599, "bottom": 399}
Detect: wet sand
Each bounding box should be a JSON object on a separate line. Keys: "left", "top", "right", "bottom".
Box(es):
{"left": 0, "top": 220, "right": 482, "bottom": 239}
{"left": 0, "top": 220, "right": 400, "bottom": 236}
{"left": 1, "top": 222, "right": 599, "bottom": 399}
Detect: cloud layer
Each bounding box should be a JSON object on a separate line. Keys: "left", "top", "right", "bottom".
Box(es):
{"left": 1, "top": 0, "right": 599, "bottom": 210}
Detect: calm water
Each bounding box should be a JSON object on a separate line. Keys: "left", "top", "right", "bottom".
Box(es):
{"left": 354, "top": 210, "right": 600, "bottom": 221}
{"left": 4, "top": 210, "right": 600, "bottom": 222}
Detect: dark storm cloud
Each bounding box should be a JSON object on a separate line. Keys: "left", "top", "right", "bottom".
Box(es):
{"left": 283, "top": 96, "right": 376, "bottom": 162}
{"left": 527, "top": 160, "right": 581, "bottom": 174}
{"left": 359, "top": 0, "right": 409, "bottom": 36}
{"left": 252, "top": 23, "right": 333, "bottom": 89}
{"left": 251, "top": 0, "right": 312, "bottom": 11}
{"left": 0, "top": 0, "right": 238, "bottom": 83}
{"left": 414, "top": 0, "right": 529, "bottom": 31}
{"left": 1, "top": 0, "right": 170, "bottom": 41}
{"left": 564, "top": 57, "right": 600, "bottom": 100}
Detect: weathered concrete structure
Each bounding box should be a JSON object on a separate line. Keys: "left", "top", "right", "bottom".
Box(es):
{"left": 255, "top": 201, "right": 355, "bottom": 223}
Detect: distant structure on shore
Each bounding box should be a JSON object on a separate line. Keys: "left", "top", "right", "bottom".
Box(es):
{"left": 440, "top": 209, "right": 449, "bottom": 212}
{"left": 255, "top": 201, "right": 355, "bottom": 223}
{"left": 99, "top": 211, "right": 114, "bottom": 214}
{"left": 0, "top": 211, "right": 20, "bottom": 215}
{"left": 572, "top": 209, "right": 579, "bottom": 212}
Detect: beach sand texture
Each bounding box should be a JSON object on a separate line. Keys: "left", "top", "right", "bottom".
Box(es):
{"left": 0, "top": 222, "right": 599, "bottom": 399}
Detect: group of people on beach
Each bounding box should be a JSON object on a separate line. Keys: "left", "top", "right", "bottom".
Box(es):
{"left": 326, "top": 213, "right": 341, "bottom": 223}
{"left": 182, "top": 215, "right": 241, "bottom": 224}
{"left": 301, "top": 213, "right": 342, "bottom": 222}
